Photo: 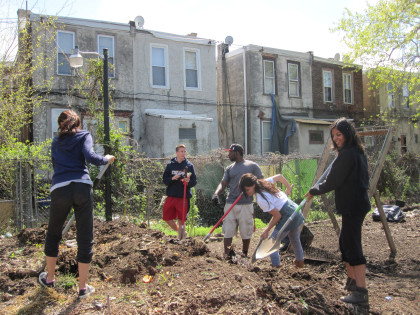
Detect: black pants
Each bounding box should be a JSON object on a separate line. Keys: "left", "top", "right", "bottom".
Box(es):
{"left": 339, "top": 213, "right": 367, "bottom": 266}
{"left": 44, "top": 182, "right": 94, "bottom": 264}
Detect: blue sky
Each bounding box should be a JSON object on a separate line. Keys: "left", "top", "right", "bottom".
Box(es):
{"left": 4, "top": 0, "right": 378, "bottom": 59}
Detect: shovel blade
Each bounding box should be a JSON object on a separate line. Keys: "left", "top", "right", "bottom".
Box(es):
{"left": 251, "top": 237, "right": 279, "bottom": 263}
{"left": 178, "top": 225, "right": 186, "bottom": 240}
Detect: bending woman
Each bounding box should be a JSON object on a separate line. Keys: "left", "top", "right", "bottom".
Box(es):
{"left": 39, "top": 109, "right": 115, "bottom": 299}
{"left": 239, "top": 173, "right": 304, "bottom": 268}
{"left": 305, "top": 117, "right": 370, "bottom": 306}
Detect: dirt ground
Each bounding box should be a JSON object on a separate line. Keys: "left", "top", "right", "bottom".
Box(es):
{"left": 0, "top": 206, "right": 419, "bottom": 314}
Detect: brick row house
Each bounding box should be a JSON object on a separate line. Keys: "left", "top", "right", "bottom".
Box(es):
{"left": 217, "top": 43, "right": 365, "bottom": 155}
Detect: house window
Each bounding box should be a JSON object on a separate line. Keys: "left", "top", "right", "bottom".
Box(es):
{"left": 323, "top": 70, "right": 333, "bottom": 102}
{"left": 151, "top": 45, "right": 168, "bottom": 88}
{"left": 113, "top": 117, "right": 130, "bottom": 135}
{"left": 343, "top": 73, "right": 353, "bottom": 104}
{"left": 402, "top": 84, "right": 409, "bottom": 108}
{"left": 309, "top": 130, "right": 324, "bottom": 144}
{"left": 387, "top": 83, "right": 394, "bottom": 108}
{"left": 179, "top": 128, "right": 196, "bottom": 140}
{"left": 114, "top": 117, "right": 130, "bottom": 146}
{"left": 263, "top": 59, "right": 275, "bottom": 94}
{"left": 400, "top": 135, "right": 407, "bottom": 154}
{"left": 56, "top": 31, "right": 74, "bottom": 75}
{"left": 98, "top": 35, "right": 115, "bottom": 78}
{"left": 184, "top": 49, "right": 201, "bottom": 89}
{"left": 118, "top": 121, "right": 128, "bottom": 133}
{"left": 51, "top": 108, "right": 64, "bottom": 138}
{"left": 262, "top": 120, "right": 271, "bottom": 153}
{"left": 288, "top": 62, "right": 300, "bottom": 97}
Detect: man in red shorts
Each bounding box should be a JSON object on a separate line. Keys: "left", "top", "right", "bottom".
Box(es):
{"left": 162, "top": 144, "right": 197, "bottom": 238}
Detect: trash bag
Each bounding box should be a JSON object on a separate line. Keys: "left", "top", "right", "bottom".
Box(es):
{"left": 372, "top": 205, "right": 405, "bottom": 223}
{"left": 279, "top": 225, "right": 314, "bottom": 252}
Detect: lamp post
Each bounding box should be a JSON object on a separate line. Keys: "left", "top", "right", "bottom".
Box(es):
{"left": 69, "top": 46, "right": 112, "bottom": 221}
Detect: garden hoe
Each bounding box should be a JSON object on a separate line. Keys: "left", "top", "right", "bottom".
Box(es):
{"left": 179, "top": 168, "right": 188, "bottom": 240}
{"left": 203, "top": 193, "right": 243, "bottom": 242}
{"left": 37, "top": 163, "right": 110, "bottom": 275}
{"left": 251, "top": 157, "right": 336, "bottom": 263}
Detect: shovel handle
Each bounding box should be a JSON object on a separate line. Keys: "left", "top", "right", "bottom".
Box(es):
{"left": 203, "top": 194, "right": 243, "bottom": 242}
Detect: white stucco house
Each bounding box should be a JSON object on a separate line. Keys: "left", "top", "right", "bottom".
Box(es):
{"left": 18, "top": 9, "right": 218, "bottom": 157}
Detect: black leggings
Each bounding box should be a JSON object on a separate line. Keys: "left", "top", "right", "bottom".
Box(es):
{"left": 44, "top": 182, "right": 94, "bottom": 264}
{"left": 339, "top": 213, "right": 367, "bottom": 266}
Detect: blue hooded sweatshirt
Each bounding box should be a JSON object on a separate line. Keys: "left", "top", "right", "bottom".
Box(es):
{"left": 51, "top": 130, "right": 109, "bottom": 188}
{"left": 162, "top": 157, "right": 197, "bottom": 199}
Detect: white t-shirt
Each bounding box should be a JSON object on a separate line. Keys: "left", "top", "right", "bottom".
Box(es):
{"left": 255, "top": 177, "right": 288, "bottom": 212}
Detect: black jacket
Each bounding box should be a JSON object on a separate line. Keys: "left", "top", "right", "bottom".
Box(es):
{"left": 162, "top": 157, "right": 197, "bottom": 199}
{"left": 309, "top": 146, "right": 371, "bottom": 216}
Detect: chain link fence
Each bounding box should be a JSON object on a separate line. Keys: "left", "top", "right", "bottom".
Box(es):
{"left": 3, "top": 132, "right": 419, "bottom": 262}
{"left": 0, "top": 151, "right": 320, "bottom": 231}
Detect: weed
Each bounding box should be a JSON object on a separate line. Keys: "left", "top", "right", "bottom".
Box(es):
{"left": 158, "top": 273, "right": 167, "bottom": 284}
{"left": 300, "top": 297, "right": 309, "bottom": 314}
{"left": 56, "top": 273, "right": 78, "bottom": 290}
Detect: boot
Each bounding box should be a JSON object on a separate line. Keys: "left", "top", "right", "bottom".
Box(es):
{"left": 340, "top": 286, "right": 369, "bottom": 305}
{"left": 294, "top": 259, "right": 304, "bottom": 268}
{"left": 344, "top": 277, "right": 356, "bottom": 291}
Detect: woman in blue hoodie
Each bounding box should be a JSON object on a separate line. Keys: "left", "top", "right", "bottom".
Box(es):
{"left": 38, "top": 110, "right": 115, "bottom": 299}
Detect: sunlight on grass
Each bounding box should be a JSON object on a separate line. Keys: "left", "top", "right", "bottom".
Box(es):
{"left": 306, "top": 210, "right": 333, "bottom": 222}
{"left": 150, "top": 218, "right": 267, "bottom": 237}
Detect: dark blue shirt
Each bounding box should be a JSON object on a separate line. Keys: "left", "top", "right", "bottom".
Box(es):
{"left": 51, "top": 130, "right": 108, "bottom": 187}
{"left": 162, "top": 157, "right": 197, "bottom": 199}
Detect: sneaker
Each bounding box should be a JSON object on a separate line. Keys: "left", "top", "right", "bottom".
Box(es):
{"left": 38, "top": 272, "right": 55, "bottom": 288}
{"left": 78, "top": 284, "right": 95, "bottom": 299}
{"left": 340, "top": 287, "right": 369, "bottom": 305}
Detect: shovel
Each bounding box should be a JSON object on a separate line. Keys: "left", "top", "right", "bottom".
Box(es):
{"left": 251, "top": 198, "right": 308, "bottom": 263}
{"left": 203, "top": 193, "right": 243, "bottom": 242}
{"left": 251, "top": 157, "right": 336, "bottom": 263}
{"left": 179, "top": 168, "right": 188, "bottom": 240}
{"left": 37, "top": 163, "right": 110, "bottom": 275}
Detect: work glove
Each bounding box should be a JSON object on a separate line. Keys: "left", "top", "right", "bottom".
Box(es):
{"left": 212, "top": 195, "right": 219, "bottom": 206}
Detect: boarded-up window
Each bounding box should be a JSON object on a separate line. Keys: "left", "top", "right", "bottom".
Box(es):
{"left": 179, "top": 128, "right": 196, "bottom": 140}
{"left": 309, "top": 130, "right": 324, "bottom": 144}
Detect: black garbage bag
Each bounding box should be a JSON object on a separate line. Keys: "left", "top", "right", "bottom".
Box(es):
{"left": 279, "top": 225, "right": 314, "bottom": 252}
{"left": 372, "top": 205, "right": 405, "bottom": 223}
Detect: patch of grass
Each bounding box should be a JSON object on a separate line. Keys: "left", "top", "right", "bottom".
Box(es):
{"left": 305, "top": 210, "right": 333, "bottom": 223}
{"left": 254, "top": 218, "right": 266, "bottom": 229}
{"left": 151, "top": 218, "right": 268, "bottom": 237}
{"left": 56, "top": 273, "right": 78, "bottom": 290}
{"left": 151, "top": 219, "right": 224, "bottom": 237}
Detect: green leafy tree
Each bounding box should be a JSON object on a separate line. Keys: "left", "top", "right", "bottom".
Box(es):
{"left": 334, "top": 0, "right": 420, "bottom": 121}
{"left": 0, "top": 10, "right": 57, "bottom": 146}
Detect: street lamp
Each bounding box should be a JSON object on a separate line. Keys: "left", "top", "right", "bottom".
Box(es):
{"left": 69, "top": 46, "right": 112, "bottom": 221}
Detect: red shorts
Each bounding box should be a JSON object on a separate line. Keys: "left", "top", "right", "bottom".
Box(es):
{"left": 163, "top": 196, "right": 189, "bottom": 221}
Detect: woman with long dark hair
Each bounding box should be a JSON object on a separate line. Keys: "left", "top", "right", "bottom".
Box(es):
{"left": 39, "top": 109, "right": 115, "bottom": 299}
{"left": 305, "top": 117, "right": 370, "bottom": 306}
{"left": 239, "top": 173, "right": 304, "bottom": 268}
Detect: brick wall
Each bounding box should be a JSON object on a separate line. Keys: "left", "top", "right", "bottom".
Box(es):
{"left": 312, "top": 60, "right": 364, "bottom": 122}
